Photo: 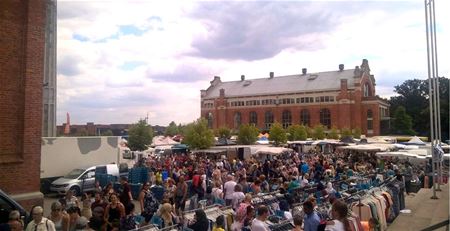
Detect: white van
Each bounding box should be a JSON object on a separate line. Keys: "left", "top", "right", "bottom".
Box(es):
{"left": 50, "top": 164, "right": 122, "bottom": 195}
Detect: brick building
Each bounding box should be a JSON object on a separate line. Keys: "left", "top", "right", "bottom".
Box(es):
{"left": 0, "top": 0, "right": 47, "bottom": 209}
{"left": 200, "top": 59, "right": 390, "bottom": 136}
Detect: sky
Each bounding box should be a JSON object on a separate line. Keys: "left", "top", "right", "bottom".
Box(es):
{"left": 57, "top": 0, "right": 449, "bottom": 126}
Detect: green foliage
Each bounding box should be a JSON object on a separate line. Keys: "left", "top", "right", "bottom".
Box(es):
{"left": 237, "top": 124, "right": 259, "bottom": 145}
{"left": 392, "top": 106, "right": 416, "bottom": 135}
{"left": 269, "top": 122, "right": 287, "bottom": 146}
{"left": 101, "top": 129, "right": 113, "bottom": 136}
{"left": 128, "top": 119, "right": 154, "bottom": 151}
{"left": 353, "top": 127, "right": 362, "bottom": 139}
{"left": 215, "top": 126, "right": 231, "bottom": 139}
{"left": 312, "top": 124, "right": 326, "bottom": 140}
{"left": 287, "top": 124, "right": 307, "bottom": 141}
{"left": 328, "top": 127, "right": 339, "bottom": 139}
{"left": 389, "top": 77, "right": 449, "bottom": 141}
{"left": 305, "top": 126, "right": 313, "bottom": 139}
{"left": 183, "top": 118, "right": 215, "bottom": 150}
{"left": 165, "top": 121, "right": 179, "bottom": 136}
{"left": 341, "top": 128, "right": 352, "bottom": 138}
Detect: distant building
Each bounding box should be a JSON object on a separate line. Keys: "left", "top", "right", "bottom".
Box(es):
{"left": 200, "top": 59, "right": 390, "bottom": 136}
{"left": 56, "top": 123, "right": 166, "bottom": 137}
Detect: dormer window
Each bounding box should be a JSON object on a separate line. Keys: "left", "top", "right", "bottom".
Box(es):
{"left": 363, "top": 83, "right": 372, "bottom": 97}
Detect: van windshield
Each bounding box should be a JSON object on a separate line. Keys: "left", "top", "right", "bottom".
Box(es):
{"left": 64, "top": 169, "right": 85, "bottom": 179}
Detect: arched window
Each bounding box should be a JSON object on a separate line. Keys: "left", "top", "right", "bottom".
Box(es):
{"left": 320, "top": 108, "right": 331, "bottom": 129}
{"left": 249, "top": 111, "right": 258, "bottom": 126}
{"left": 282, "top": 110, "right": 292, "bottom": 129}
{"left": 234, "top": 112, "right": 242, "bottom": 129}
{"left": 264, "top": 111, "right": 274, "bottom": 130}
{"left": 300, "top": 109, "right": 310, "bottom": 127}
{"left": 207, "top": 112, "right": 213, "bottom": 129}
{"left": 367, "top": 109, "right": 373, "bottom": 131}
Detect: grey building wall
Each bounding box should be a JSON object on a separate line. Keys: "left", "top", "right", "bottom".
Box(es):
{"left": 42, "top": 0, "right": 57, "bottom": 137}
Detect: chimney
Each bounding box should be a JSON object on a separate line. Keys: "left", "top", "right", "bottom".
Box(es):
{"left": 339, "top": 64, "right": 344, "bottom": 71}
{"left": 219, "top": 88, "right": 225, "bottom": 97}
{"left": 354, "top": 66, "right": 361, "bottom": 76}
{"left": 302, "top": 68, "right": 307, "bottom": 75}
{"left": 200, "top": 89, "right": 206, "bottom": 97}
{"left": 269, "top": 72, "right": 274, "bottom": 78}
{"left": 241, "top": 75, "right": 245, "bottom": 81}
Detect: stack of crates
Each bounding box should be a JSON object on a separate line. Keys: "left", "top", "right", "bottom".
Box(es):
{"left": 128, "top": 167, "right": 149, "bottom": 184}
{"left": 128, "top": 168, "right": 141, "bottom": 184}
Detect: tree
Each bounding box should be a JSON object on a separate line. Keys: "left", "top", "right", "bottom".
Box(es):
{"left": 328, "top": 127, "right": 339, "bottom": 139}
{"left": 392, "top": 106, "right": 416, "bottom": 135}
{"left": 389, "top": 77, "right": 449, "bottom": 141}
{"left": 269, "top": 122, "right": 287, "bottom": 146}
{"left": 101, "top": 129, "right": 113, "bottom": 136}
{"left": 312, "top": 125, "right": 326, "bottom": 140}
{"left": 128, "top": 119, "right": 154, "bottom": 151}
{"left": 165, "top": 121, "right": 179, "bottom": 136}
{"left": 353, "top": 127, "right": 362, "bottom": 139}
{"left": 287, "top": 124, "right": 307, "bottom": 141}
{"left": 215, "top": 126, "right": 231, "bottom": 139}
{"left": 237, "top": 124, "right": 259, "bottom": 145}
{"left": 183, "top": 118, "right": 215, "bottom": 150}
{"left": 341, "top": 128, "right": 352, "bottom": 138}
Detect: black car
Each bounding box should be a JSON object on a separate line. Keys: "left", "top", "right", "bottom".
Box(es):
{"left": 0, "top": 189, "right": 28, "bottom": 224}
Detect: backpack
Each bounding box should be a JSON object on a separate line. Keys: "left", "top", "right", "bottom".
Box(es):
{"left": 143, "top": 191, "right": 159, "bottom": 215}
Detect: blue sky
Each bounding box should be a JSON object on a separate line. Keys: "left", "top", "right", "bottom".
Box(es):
{"left": 57, "top": 0, "right": 449, "bottom": 126}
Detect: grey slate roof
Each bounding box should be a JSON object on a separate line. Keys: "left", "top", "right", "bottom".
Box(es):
{"left": 203, "top": 69, "right": 357, "bottom": 99}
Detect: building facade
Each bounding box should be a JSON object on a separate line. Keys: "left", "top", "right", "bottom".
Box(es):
{"left": 200, "top": 59, "right": 390, "bottom": 136}
{"left": 0, "top": 0, "right": 47, "bottom": 209}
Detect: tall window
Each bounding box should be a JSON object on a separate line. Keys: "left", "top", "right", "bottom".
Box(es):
{"left": 367, "top": 109, "right": 373, "bottom": 131}
{"left": 234, "top": 112, "right": 242, "bottom": 129}
{"left": 207, "top": 113, "right": 213, "bottom": 129}
{"left": 282, "top": 110, "right": 292, "bottom": 129}
{"left": 320, "top": 108, "right": 331, "bottom": 129}
{"left": 363, "top": 83, "right": 372, "bottom": 97}
{"left": 264, "top": 111, "right": 274, "bottom": 130}
{"left": 300, "top": 109, "right": 310, "bottom": 127}
{"left": 249, "top": 111, "right": 258, "bottom": 126}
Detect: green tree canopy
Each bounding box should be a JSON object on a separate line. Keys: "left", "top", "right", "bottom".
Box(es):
{"left": 353, "top": 127, "right": 362, "bottom": 139}
{"left": 237, "top": 124, "right": 259, "bottom": 145}
{"left": 269, "top": 122, "right": 287, "bottom": 146}
{"left": 341, "top": 128, "right": 352, "bottom": 138}
{"left": 165, "top": 121, "right": 179, "bottom": 136}
{"left": 215, "top": 126, "right": 231, "bottom": 139}
{"left": 392, "top": 106, "right": 416, "bottom": 135}
{"left": 128, "top": 119, "right": 154, "bottom": 151}
{"left": 287, "top": 124, "right": 307, "bottom": 141}
{"left": 101, "top": 129, "right": 113, "bottom": 136}
{"left": 183, "top": 118, "right": 215, "bottom": 150}
{"left": 328, "top": 127, "right": 339, "bottom": 139}
{"left": 389, "top": 77, "right": 449, "bottom": 141}
{"left": 312, "top": 124, "right": 326, "bottom": 140}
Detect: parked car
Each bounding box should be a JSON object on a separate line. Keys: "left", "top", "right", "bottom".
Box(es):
{"left": 0, "top": 189, "right": 28, "bottom": 224}
{"left": 50, "top": 164, "right": 128, "bottom": 195}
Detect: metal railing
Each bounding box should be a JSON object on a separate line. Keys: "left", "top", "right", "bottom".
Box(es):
{"left": 420, "top": 219, "right": 449, "bottom": 231}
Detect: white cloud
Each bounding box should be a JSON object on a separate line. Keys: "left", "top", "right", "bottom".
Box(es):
{"left": 56, "top": 0, "right": 449, "bottom": 126}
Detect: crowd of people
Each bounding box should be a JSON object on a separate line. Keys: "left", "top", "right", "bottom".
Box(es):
{"left": 1, "top": 147, "right": 426, "bottom": 231}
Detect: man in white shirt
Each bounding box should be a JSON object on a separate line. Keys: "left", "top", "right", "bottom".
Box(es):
{"left": 251, "top": 205, "right": 270, "bottom": 231}
{"left": 223, "top": 175, "right": 237, "bottom": 206}
{"left": 25, "top": 206, "right": 56, "bottom": 231}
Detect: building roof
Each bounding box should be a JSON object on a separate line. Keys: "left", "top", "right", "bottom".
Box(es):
{"left": 203, "top": 69, "right": 358, "bottom": 99}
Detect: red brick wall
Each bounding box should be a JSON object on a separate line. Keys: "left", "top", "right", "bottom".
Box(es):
{"left": 0, "top": 0, "right": 46, "bottom": 210}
